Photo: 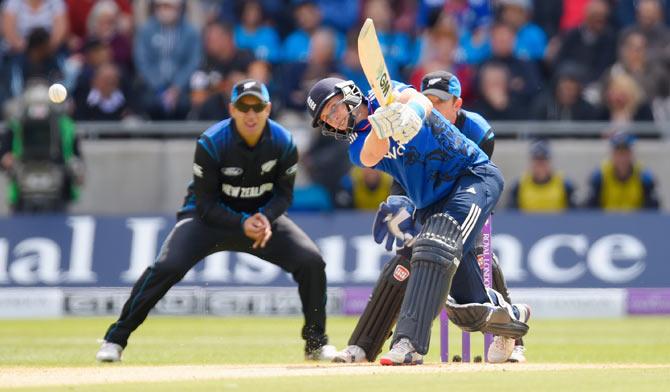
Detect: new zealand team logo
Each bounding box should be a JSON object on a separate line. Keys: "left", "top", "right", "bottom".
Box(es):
{"left": 393, "top": 265, "right": 410, "bottom": 282}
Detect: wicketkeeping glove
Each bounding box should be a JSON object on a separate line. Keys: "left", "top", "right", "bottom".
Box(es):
{"left": 372, "top": 195, "right": 420, "bottom": 251}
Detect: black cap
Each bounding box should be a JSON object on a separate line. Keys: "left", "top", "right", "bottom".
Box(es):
{"left": 306, "top": 77, "right": 346, "bottom": 127}
{"left": 556, "top": 62, "right": 587, "bottom": 84}
{"left": 421, "top": 71, "right": 461, "bottom": 100}
{"left": 231, "top": 79, "right": 270, "bottom": 104}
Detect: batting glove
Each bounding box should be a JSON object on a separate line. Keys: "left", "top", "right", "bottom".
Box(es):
{"left": 372, "top": 195, "right": 420, "bottom": 251}
{"left": 390, "top": 103, "right": 423, "bottom": 145}
{"left": 368, "top": 103, "right": 401, "bottom": 140}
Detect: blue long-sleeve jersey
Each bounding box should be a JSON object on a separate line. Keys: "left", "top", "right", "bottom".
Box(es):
{"left": 455, "top": 109, "right": 494, "bottom": 146}
{"left": 348, "top": 82, "right": 489, "bottom": 209}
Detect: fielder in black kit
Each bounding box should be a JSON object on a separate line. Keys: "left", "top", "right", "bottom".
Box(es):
{"left": 96, "top": 79, "right": 337, "bottom": 362}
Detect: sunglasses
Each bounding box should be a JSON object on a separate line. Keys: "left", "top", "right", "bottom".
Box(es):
{"left": 234, "top": 101, "right": 267, "bottom": 113}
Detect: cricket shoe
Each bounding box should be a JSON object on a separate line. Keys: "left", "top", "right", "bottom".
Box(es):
{"left": 487, "top": 335, "right": 515, "bottom": 363}
{"left": 508, "top": 345, "right": 527, "bottom": 363}
{"left": 305, "top": 344, "right": 338, "bottom": 361}
{"left": 96, "top": 341, "right": 123, "bottom": 362}
{"left": 332, "top": 345, "right": 367, "bottom": 363}
{"left": 379, "top": 338, "right": 423, "bottom": 366}
{"left": 488, "top": 304, "right": 531, "bottom": 363}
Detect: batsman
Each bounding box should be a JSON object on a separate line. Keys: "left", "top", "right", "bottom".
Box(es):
{"left": 306, "top": 73, "right": 531, "bottom": 365}
{"left": 333, "top": 71, "right": 527, "bottom": 364}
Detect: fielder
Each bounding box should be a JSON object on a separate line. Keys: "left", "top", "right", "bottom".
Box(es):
{"left": 306, "top": 77, "right": 530, "bottom": 365}
{"left": 96, "top": 79, "right": 337, "bottom": 362}
{"left": 329, "top": 71, "right": 527, "bottom": 364}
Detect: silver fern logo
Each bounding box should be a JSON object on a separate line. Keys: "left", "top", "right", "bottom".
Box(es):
{"left": 261, "top": 159, "right": 277, "bottom": 174}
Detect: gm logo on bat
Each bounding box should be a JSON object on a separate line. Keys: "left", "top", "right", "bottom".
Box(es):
{"left": 377, "top": 65, "right": 391, "bottom": 99}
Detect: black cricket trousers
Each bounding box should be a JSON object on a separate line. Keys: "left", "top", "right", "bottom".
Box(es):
{"left": 103, "top": 213, "right": 328, "bottom": 352}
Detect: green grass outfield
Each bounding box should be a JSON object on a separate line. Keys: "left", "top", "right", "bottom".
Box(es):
{"left": 1, "top": 316, "right": 669, "bottom": 391}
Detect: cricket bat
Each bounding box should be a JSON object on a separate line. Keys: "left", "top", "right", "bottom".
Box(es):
{"left": 358, "top": 18, "right": 394, "bottom": 107}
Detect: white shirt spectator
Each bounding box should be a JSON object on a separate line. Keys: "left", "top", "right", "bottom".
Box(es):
{"left": 3, "top": 0, "right": 66, "bottom": 38}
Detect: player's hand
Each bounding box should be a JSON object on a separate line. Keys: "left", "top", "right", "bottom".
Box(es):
{"left": 390, "top": 104, "right": 422, "bottom": 145}
{"left": 372, "top": 195, "right": 420, "bottom": 251}
{"left": 368, "top": 104, "right": 401, "bottom": 140}
{"left": 251, "top": 213, "right": 273, "bottom": 249}
{"left": 243, "top": 214, "right": 265, "bottom": 239}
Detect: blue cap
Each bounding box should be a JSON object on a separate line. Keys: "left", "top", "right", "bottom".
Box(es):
{"left": 610, "top": 131, "right": 635, "bottom": 149}
{"left": 421, "top": 71, "right": 461, "bottom": 100}
{"left": 231, "top": 79, "right": 270, "bottom": 104}
{"left": 530, "top": 139, "right": 550, "bottom": 159}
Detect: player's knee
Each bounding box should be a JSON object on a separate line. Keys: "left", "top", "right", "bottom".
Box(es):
{"left": 294, "top": 249, "right": 326, "bottom": 272}
{"left": 152, "top": 256, "right": 189, "bottom": 277}
{"left": 491, "top": 252, "right": 501, "bottom": 271}
{"left": 412, "top": 213, "right": 463, "bottom": 268}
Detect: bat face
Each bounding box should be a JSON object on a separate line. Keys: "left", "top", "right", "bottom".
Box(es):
{"left": 358, "top": 18, "right": 394, "bottom": 108}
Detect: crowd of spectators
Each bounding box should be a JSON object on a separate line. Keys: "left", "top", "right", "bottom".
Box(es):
{"left": 0, "top": 0, "right": 665, "bottom": 213}
{"left": 507, "top": 134, "right": 660, "bottom": 212}
{"left": 0, "top": 0, "right": 667, "bottom": 123}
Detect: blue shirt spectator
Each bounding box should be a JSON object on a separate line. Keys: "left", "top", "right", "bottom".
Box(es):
{"left": 283, "top": 30, "right": 345, "bottom": 63}
{"left": 281, "top": 1, "right": 346, "bottom": 63}
{"left": 515, "top": 22, "right": 547, "bottom": 60}
{"left": 134, "top": 0, "right": 201, "bottom": 119}
{"left": 316, "top": 0, "right": 359, "bottom": 33}
{"left": 498, "top": 0, "right": 547, "bottom": 60}
{"left": 234, "top": 25, "right": 281, "bottom": 63}
{"left": 283, "top": 30, "right": 313, "bottom": 62}
{"left": 462, "top": 0, "right": 548, "bottom": 63}
{"left": 134, "top": 17, "right": 200, "bottom": 92}
{"left": 460, "top": 28, "right": 492, "bottom": 64}
{"left": 418, "top": 0, "right": 492, "bottom": 30}
{"left": 282, "top": 1, "right": 320, "bottom": 62}
{"left": 280, "top": 28, "right": 338, "bottom": 111}
{"left": 444, "top": 0, "right": 494, "bottom": 33}
{"left": 234, "top": 0, "right": 282, "bottom": 63}
{"left": 363, "top": 0, "right": 413, "bottom": 78}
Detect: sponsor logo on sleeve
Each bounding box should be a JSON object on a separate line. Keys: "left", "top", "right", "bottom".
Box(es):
{"left": 285, "top": 164, "right": 298, "bottom": 175}
{"left": 222, "top": 167, "right": 243, "bottom": 176}
{"left": 193, "top": 163, "right": 204, "bottom": 178}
